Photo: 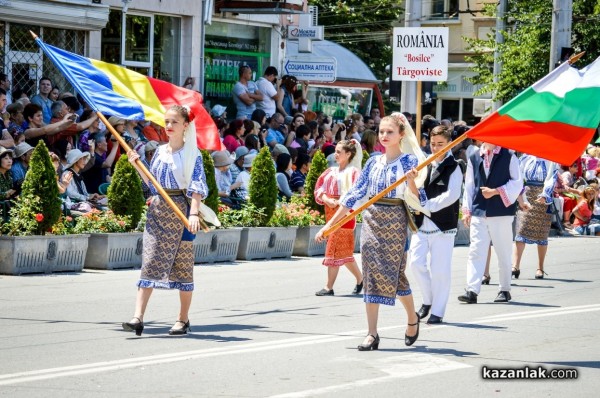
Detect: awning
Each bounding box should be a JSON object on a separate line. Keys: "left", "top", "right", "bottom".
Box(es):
{"left": 285, "top": 40, "right": 380, "bottom": 84}
{"left": 0, "top": 0, "right": 109, "bottom": 31}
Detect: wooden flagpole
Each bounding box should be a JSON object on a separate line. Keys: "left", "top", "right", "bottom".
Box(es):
{"left": 323, "top": 133, "right": 468, "bottom": 238}
{"left": 323, "top": 51, "right": 587, "bottom": 238}
{"left": 97, "top": 113, "right": 209, "bottom": 233}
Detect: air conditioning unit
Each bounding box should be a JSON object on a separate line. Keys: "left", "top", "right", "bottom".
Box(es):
{"left": 473, "top": 98, "right": 492, "bottom": 117}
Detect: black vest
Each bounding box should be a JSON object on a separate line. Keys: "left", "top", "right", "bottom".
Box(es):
{"left": 470, "top": 148, "right": 518, "bottom": 217}
{"left": 414, "top": 155, "right": 460, "bottom": 231}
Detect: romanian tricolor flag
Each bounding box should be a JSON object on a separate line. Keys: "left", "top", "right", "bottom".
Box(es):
{"left": 35, "top": 37, "right": 222, "bottom": 151}
{"left": 467, "top": 58, "right": 600, "bottom": 165}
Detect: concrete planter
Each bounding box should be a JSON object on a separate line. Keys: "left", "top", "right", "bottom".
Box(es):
{"left": 293, "top": 225, "right": 326, "bottom": 257}
{"left": 455, "top": 223, "right": 470, "bottom": 246}
{"left": 0, "top": 234, "right": 89, "bottom": 275}
{"left": 354, "top": 223, "right": 362, "bottom": 253}
{"left": 193, "top": 228, "right": 242, "bottom": 264}
{"left": 237, "top": 226, "right": 298, "bottom": 260}
{"left": 84, "top": 232, "right": 144, "bottom": 270}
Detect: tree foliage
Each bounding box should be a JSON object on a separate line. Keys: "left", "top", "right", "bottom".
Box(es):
{"left": 466, "top": 0, "right": 600, "bottom": 103}
{"left": 303, "top": 149, "right": 327, "bottom": 214}
{"left": 200, "top": 150, "right": 219, "bottom": 214}
{"left": 4, "top": 141, "right": 62, "bottom": 235}
{"left": 248, "top": 147, "right": 278, "bottom": 226}
{"left": 107, "top": 155, "right": 145, "bottom": 229}
{"left": 309, "top": 1, "right": 404, "bottom": 83}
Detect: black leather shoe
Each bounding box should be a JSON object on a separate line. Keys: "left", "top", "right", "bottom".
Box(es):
{"left": 427, "top": 314, "right": 443, "bottom": 324}
{"left": 535, "top": 269, "right": 547, "bottom": 279}
{"left": 315, "top": 288, "right": 334, "bottom": 296}
{"left": 352, "top": 281, "right": 364, "bottom": 295}
{"left": 405, "top": 319, "right": 420, "bottom": 346}
{"left": 458, "top": 290, "right": 478, "bottom": 304}
{"left": 417, "top": 304, "right": 431, "bottom": 320}
{"left": 122, "top": 317, "right": 144, "bottom": 336}
{"left": 512, "top": 267, "right": 521, "bottom": 279}
{"left": 482, "top": 274, "right": 491, "bottom": 285}
{"left": 357, "top": 334, "right": 380, "bottom": 351}
{"left": 169, "top": 320, "right": 190, "bottom": 335}
{"left": 494, "top": 291, "right": 512, "bottom": 303}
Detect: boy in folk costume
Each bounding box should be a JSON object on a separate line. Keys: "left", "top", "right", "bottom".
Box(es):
{"left": 458, "top": 143, "right": 523, "bottom": 304}
{"left": 409, "top": 126, "right": 463, "bottom": 324}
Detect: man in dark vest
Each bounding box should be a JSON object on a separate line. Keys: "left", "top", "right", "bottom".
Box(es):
{"left": 458, "top": 143, "right": 522, "bottom": 304}
{"left": 409, "top": 126, "right": 463, "bottom": 324}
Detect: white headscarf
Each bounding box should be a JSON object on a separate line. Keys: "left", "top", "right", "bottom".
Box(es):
{"left": 182, "top": 107, "right": 200, "bottom": 188}
{"left": 383, "top": 112, "right": 430, "bottom": 216}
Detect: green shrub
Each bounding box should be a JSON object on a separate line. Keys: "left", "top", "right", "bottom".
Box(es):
{"left": 303, "top": 149, "right": 327, "bottom": 214}
{"left": 218, "top": 203, "right": 266, "bottom": 228}
{"left": 201, "top": 149, "right": 219, "bottom": 214}
{"left": 362, "top": 150, "right": 370, "bottom": 168}
{"left": 2, "top": 141, "right": 61, "bottom": 235}
{"left": 107, "top": 155, "right": 144, "bottom": 229}
{"left": 248, "top": 146, "right": 278, "bottom": 226}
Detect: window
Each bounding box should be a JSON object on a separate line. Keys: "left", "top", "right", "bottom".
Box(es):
{"left": 430, "top": 0, "right": 459, "bottom": 19}
{"left": 101, "top": 10, "right": 180, "bottom": 84}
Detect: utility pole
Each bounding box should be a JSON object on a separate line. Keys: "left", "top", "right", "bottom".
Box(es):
{"left": 400, "top": 0, "right": 421, "bottom": 114}
{"left": 492, "top": 0, "right": 507, "bottom": 111}
{"left": 550, "top": 0, "right": 573, "bottom": 71}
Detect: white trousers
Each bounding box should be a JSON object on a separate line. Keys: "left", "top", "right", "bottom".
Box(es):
{"left": 466, "top": 216, "right": 514, "bottom": 295}
{"left": 409, "top": 231, "right": 454, "bottom": 318}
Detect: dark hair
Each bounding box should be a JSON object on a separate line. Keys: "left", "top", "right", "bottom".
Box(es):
{"left": 276, "top": 153, "right": 292, "bottom": 176}
{"left": 0, "top": 73, "right": 7, "bottom": 82}
{"left": 62, "top": 96, "right": 81, "bottom": 112}
{"left": 281, "top": 75, "right": 298, "bottom": 92}
{"left": 13, "top": 86, "right": 29, "bottom": 99}
{"left": 295, "top": 153, "right": 310, "bottom": 170}
{"left": 430, "top": 125, "right": 452, "bottom": 141}
{"left": 224, "top": 119, "right": 244, "bottom": 137}
{"left": 264, "top": 66, "right": 278, "bottom": 77}
{"left": 245, "top": 133, "right": 260, "bottom": 151}
{"left": 52, "top": 139, "right": 71, "bottom": 161}
{"left": 23, "top": 103, "right": 42, "bottom": 122}
{"left": 238, "top": 64, "right": 251, "bottom": 77}
{"left": 251, "top": 109, "right": 266, "bottom": 125}
{"left": 0, "top": 88, "right": 6, "bottom": 96}
{"left": 80, "top": 109, "right": 95, "bottom": 122}
{"left": 243, "top": 119, "right": 255, "bottom": 135}
{"left": 361, "top": 130, "right": 377, "bottom": 153}
{"left": 323, "top": 145, "right": 335, "bottom": 158}
{"left": 295, "top": 124, "right": 310, "bottom": 139}
{"left": 39, "top": 76, "right": 52, "bottom": 85}
{"left": 336, "top": 139, "right": 357, "bottom": 162}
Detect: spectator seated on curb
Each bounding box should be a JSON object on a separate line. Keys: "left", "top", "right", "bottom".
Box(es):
{"left": 63, "top": 149, "right": 107, "bottom": 213}
{"left": 212, "top": 150, "right": 244, "bottom": 209}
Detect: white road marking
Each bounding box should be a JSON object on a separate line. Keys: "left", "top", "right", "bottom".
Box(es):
{"left": 268, "top": 354, "right": 472, "bottom": 398}
{"left": 0, "top": 304, "right": 598, "bottom": 386}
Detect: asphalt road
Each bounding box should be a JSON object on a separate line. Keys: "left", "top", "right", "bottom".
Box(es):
{"left": 0, "top": 235, "right": 598, "bottom": 397}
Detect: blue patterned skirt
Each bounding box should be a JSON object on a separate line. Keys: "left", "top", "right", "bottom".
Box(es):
{"left": 138, "top": 195, "right": 195, "bottom": 291}
{"left": 361, "top": 203, "right": 411, "bottom": 306}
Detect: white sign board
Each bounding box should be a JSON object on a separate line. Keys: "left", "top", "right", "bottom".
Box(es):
{"left": 392, "top": 27, "right": 449, "bottom": 82}
{"left": 284, "top": 56, "right": 337, "bottom": 83}
{"left": 287, "top": 25, "right": 324, "bottom": 40}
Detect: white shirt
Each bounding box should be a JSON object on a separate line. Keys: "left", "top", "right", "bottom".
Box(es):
{"left": 462, "top": 146, "right": 523, "bottom": 216}
{"left": 420, "top": 153, "right": 464, "bottom": 233}
{"left": 255, "top": 77, "right": 277, "bottom": 117}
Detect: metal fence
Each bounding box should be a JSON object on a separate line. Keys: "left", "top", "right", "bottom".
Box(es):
{"left": 1, "top": 21, "right": 85, "bottom": 98}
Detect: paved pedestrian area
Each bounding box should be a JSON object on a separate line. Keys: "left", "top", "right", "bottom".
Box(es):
{"left": 0, "top": 236, "right": 598, "bottom": 397}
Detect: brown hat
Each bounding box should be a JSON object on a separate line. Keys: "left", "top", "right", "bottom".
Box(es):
{"left": 107, "top": 116, "right": 125, "bottom": 127}
{"left": 211, "top": 150, "right": 233, "bottom": 167}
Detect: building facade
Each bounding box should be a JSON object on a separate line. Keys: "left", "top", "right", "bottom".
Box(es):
{"left": 418, "top": 0, "right": 496, "bottom": 124}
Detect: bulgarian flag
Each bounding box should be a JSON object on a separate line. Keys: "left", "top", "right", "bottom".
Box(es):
{"left": 34, "top": 37, "right": 223, "bottom": 151}
{"left": 467, "top": 58, "right": 600, "bottom": 165}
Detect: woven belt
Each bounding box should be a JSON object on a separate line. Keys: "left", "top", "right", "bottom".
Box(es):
{"left": 371, "top": 197, "right": 404, "bottom": 206}
{"left": 163, "top": 189, "right": 187, "bottom": 196}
